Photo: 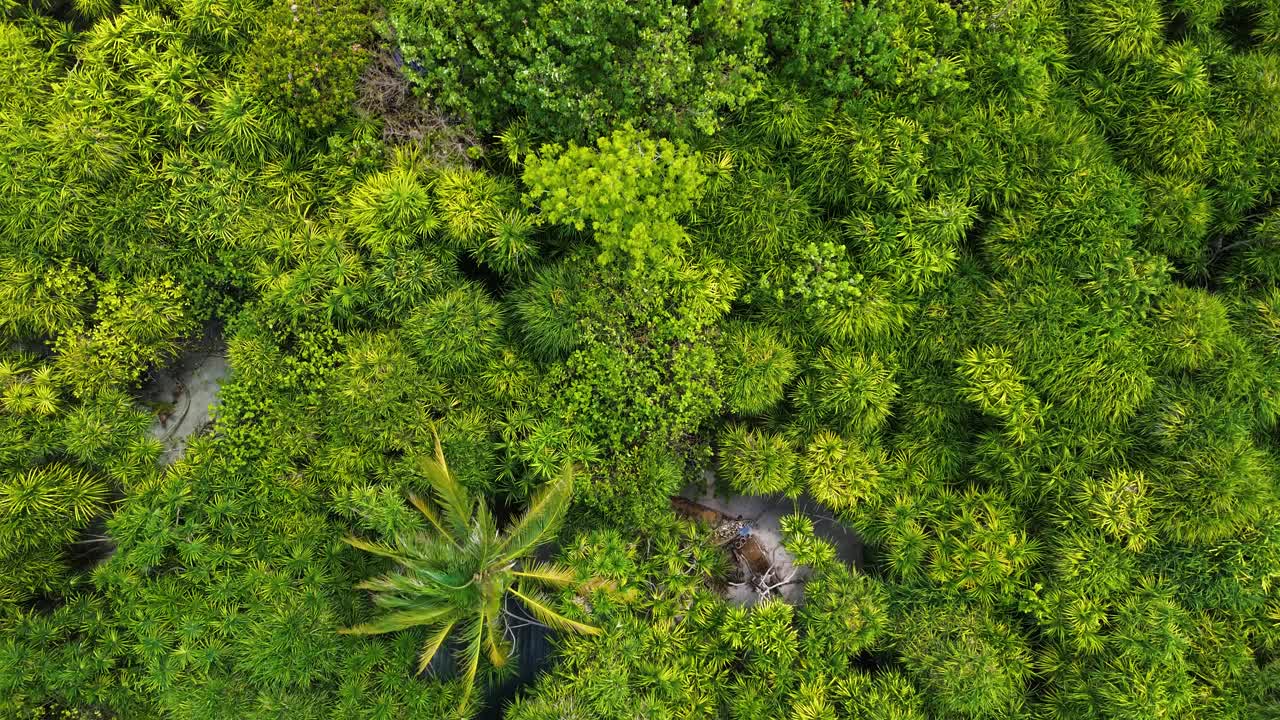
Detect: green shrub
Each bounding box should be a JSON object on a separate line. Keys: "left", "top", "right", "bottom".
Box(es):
{"left": 522, "top": 125, "right": 706, "bottom": 268}
{"left": 390, "top": 0, "right": 767, "bottom": 139}
{"left": 768, "top": 0, "right": 965, "bottom": 102}
{"left": 403, "top": 284, "right": 504, "bottom": 378}
{"left": 1077, "top": 468, "right": 1156, "bottom": 552}
{"left": 897, "top": 605, "right": 1033, "bottom": 719}
{"left": 718, "top": 321, "right": 796, "bottom": 416}
{"left": 510, "top": 263, "right": 585, "bottom": 362}
{"left": 798, "top": 563, "right": 889, "bottom": 667}
{"left": 327, "top": 329, "right": 439, "bottom": 452}
{"left": 1071, "top": 0, "right": 1164, "bottom": 65}
{"left": 0, "top": 464, "right": 107, "bottom": 604}
{"left": 529, "top": 253, "right": 733, "bottom": 523}
{"left": 767, "top": 0, "right": 896, "bottom": 97}
{"left": 1241, "top": 209, "right": 1280, "bottom": 285}
{"left": 1136, "top": 174, "right": 1213, "bottom": 265}
{"left": 718, "top": 423, "right": 798, "bottom": 496}
{"left": 801, "top": 431, "right": 884, "bottom": 512}
{"left": 1150, "top": 285, "right": 1231, "bottom": 372}
{"left": 956, "top": 345, "right": 1045, "bottom": 444}
{"left": 806, "top": 348, "right": 898, "bottom": 436}
{"left": 242, "top": 0, "right": 372, "bottom": 133}
{"left": 346, "top": 166, "right": 439, "bottom": 255}
{"left": 368, "top": 246, "right": 457, "bottom": 320}
{"left": 0, "top": 259, "right": 92, "bottom": 339}
{"left": 53, "top": 277, "right": 194, "bottom": 398}
{"left": 433, "top": 167, "right": 518, "bottom": 250}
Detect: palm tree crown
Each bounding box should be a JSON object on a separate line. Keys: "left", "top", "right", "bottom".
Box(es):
{"left": 340, "top": 432, "right": 599, "bottom": 707}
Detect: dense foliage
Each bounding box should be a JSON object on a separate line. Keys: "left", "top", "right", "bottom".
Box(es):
{"left": 3, "top": 0, "right": 1280, "bottom": 719}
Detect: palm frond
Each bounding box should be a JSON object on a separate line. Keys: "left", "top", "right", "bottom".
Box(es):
{"left": 353, "top": 575, "right": 407, "bottom": 593}
{"left": 456, "top": 616, "right": 485, "bottom": 708}
{"left": 357, "top": 569, "right": 470, "bottom": 599}
{"left": 500, "top": 464, "right": 574, "bottom": 562}
{"left": 483, "top": 591, "right": 510, "bottom": 668}
{"left": 343, "top": 535, "right": 409, "bottom": 563}
{"left": 408, "top": 491, "right": 452, "bottom": 540}
{"left": 418, "top": 567, "right": 477, "bottom": 591}
{"left": 420, "top": 427, "right": 473, "bottom": 537}
{"left": 338, "top": 606, "right": 455, "bottom": 635}
{"left": 474, "top": 498, "right": 499, "bottom": 548}
{"left": 512, "top": 562, "right": 578, "bottom": 588}
{"left": 510, "top": 584, "right": 600, "bottom": 636}
{"left": 417, "top": 620, "right": 457, "bottom": 675}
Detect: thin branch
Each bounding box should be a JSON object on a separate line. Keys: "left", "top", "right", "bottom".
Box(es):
{"left": 755, "top": 567, "right": 800, "bottom": 596}
{"left": 1209, "top": 236, "right": 1261, "bottom": 263}
{"left": 503, "top": 605, "right": 550, "bottom": 633}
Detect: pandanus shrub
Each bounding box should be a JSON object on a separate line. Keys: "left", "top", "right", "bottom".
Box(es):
{"left": 0, "top": 463, "right": 108, "bottom": 604}
{"left": 340, "top": 432, "right": 599, "bottom": 707}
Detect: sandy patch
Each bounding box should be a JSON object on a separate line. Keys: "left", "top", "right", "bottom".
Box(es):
{"left": 678, "top": 470, "right": 863, "bottom": 606}
{"left": 141, "top": 327, "right": 230, "bottom": 465}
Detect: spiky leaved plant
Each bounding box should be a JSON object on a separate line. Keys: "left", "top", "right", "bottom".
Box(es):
{"left": 340, "top": 432, "right": 599, "bottom": 707}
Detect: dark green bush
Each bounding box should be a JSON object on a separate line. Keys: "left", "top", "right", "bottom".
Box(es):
{"left": 897, "top": 604, "right": 1033, "bottom": 719}
{"left": 718, "top": 320, "right": 797, "bottom": 416}
{"left": 242, "top": 0, "right": 373, "bottom": 134}
{"left": 718, "top": 423, "right": 798, "bottom": 496}
{"left": 403, "top": 284, "right": 504, "bottom": 377}
{"left": 390, "top": 0, "right": 768, "bottom": 139}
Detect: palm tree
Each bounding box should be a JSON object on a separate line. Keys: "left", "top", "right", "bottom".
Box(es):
{"left": 339, "top": 431, "right": 599, "bottom": 707}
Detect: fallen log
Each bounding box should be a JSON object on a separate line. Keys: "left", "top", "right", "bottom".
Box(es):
{"left": 735, "top": 535, "right": 771, "bottom": 577}
{"left": 670, "top": 496, "right": 771, "bottom": 577}
{"left": 670, "top": 495, "right": 724, "bottom": 525}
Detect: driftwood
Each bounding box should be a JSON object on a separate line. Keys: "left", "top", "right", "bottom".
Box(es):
{"left": 670, "top": 496, "right": 724, "bottom": 525}
{"left": 670, "top": 496, "right": 772, "bottom": 578}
